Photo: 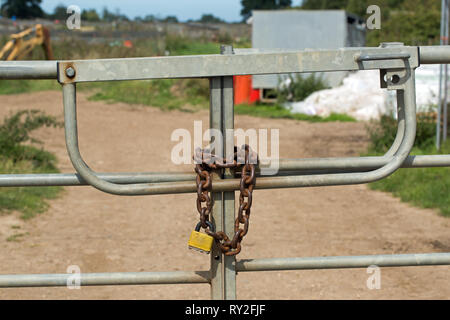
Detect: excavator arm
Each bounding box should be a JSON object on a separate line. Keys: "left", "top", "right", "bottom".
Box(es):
{"left": 0, "top": 24, "right": 54, "bottom": 61}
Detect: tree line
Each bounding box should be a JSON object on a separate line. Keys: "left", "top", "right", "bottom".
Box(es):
{"left": 0, "top": 0, "right": 227, "bottom": 23}
{"left": 0, "top": 0, "right": 294, "bottom": 22}
{"left": 0, "top": 0, "right": 441, "bottom": 45}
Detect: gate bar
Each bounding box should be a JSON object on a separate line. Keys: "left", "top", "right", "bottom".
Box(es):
{"left": 236, "top": 253, "right": 450, "bottom": 272}
{"left": 1, "top": 252, "right": 449, "bottom": 288}
{"left": 420, "top": 45, "right": 450, "bottom": 64}
{"left": 276, "top": 154, "right": 450, "bottom": 171}
{"left": 0, "top": 45, "right": 448, "bottom": 81}
{"left": 0, "top": 153, "right": 449, "bottom": 188}
{"left": 0, "top": 172, "right": 196, "bottom": 187}
{"left": 0, "top": 61, "right": 56, "bottom": 79}
{"left": 0, "top": 271, "right": 210, "bottom": 287}
{"left": 56, "top": 46, "right": 419, "bottom": 83}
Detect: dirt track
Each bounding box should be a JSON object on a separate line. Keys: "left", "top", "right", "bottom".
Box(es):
{"left": 0, "top": 91, "right": 449, "bottom": 300}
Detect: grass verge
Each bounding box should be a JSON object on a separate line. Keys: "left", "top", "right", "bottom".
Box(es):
{"left": 0, "top": 79, "right": 59, "bottom": 95}
{"left": 0, "top": 158, "right": 62, "bottom": 220}
{"left": 369, "top": 142, "right": 450, "bottom": 216}
{"left": 235, "top": 103, "right": 355, "bottom": 122}
{"left": 85, "top": 79, "right": 210, "bottom": 112}
{"left": 366, "top": 115, "right": 449, "bottom": 217}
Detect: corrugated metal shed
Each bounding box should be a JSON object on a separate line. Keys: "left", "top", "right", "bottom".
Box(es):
{"left": 251, "top": 10, "right": 366, "bottom": 90}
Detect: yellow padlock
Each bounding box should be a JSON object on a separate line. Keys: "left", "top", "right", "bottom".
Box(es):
{"left": 188, "top": 221, "right": 215, "bottom": 254}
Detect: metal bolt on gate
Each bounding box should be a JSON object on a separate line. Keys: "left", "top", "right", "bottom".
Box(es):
{"left": 0, "top": 43, "right": 450, "bottom": 299}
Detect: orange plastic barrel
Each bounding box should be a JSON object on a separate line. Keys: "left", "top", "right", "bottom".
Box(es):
{"left": 234, "top": 75, "right": 260, "bottom": 105}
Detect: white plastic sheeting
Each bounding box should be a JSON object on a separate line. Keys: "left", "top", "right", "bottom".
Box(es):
{"left": 285, "top": 65, "right": 441, "bottom": 121}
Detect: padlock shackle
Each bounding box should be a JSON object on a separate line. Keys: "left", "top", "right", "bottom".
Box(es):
{"left": 195, "top": 221, "right": 215, "bottom": 233}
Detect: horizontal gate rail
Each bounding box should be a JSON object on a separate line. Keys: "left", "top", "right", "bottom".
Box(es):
{"left": 0, "top": 60, "right": 56, "bottom": 79}
{"left": 0, "top": 271, "right": 210, "bottom": 287}
{"left": 0, "top": 154, "right": 449, "bottom": 187}
{"left": 276, "top": 154, "right": 450, "bottom": 170}
{"left": 419, "top": 45, "right": 450, "bottom": 63}
{"left": 236, "top": 253, "right": 450, "bottom": 272}
{"left": 56, "top": 46, "right": 419, "bottom": 83}
{"left": 0, "top": 172, "right": 197, "bottom": 187}
{"left": 0, "top": 45, "right": 448, "bottom": 81}
{"left": 1, "top": 252, "right": 449, "bottom": 288}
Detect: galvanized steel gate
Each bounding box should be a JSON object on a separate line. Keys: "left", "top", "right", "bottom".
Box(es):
{"left": 0, "top": 43, "right": 450, "bottom": 299}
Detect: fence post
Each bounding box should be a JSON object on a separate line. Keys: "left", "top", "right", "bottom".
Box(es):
{"left": 209, "top": 76, "right": 224, "bottom": 299}
{"left": 209, "top": 45, "right": 237, "bottom": 300}
{"left": 221, "top": 44, "right": 237, "bottom": 300}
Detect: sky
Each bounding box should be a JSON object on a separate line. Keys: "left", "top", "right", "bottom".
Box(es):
{"left": 41, "top": 0, "right": 303, "bottom": 23}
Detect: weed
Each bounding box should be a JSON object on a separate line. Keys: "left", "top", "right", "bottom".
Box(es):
{"left": 276, "top": 74, "right": 329, "bottom": 104}
{"left": 0, "top": 110, "right": 63, "bottom": 219}
{"left": 6, "top": 232, "right": 29, "bottom": 242}
{"left": 366, "top": 111, "right": 437, "bottom": 153}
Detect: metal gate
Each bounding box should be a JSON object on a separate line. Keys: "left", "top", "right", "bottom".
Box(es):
{"left": 0, "top": 42, "right": 449, "bottom": 299}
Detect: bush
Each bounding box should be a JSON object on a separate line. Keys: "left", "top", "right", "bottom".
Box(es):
{"left": 276, "top": 74, "right": 329, "bottom": 104}
{"left": 0, "top": 110, "right": 63, "bottom": 170}
{"left": 0, "top": 110, "right": 63, "bottom": 219}
{"left": 366, "top": 112, "right": 436, "bottom": 153}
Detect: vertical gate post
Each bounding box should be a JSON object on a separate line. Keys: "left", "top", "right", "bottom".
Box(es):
{"left": 221, "top": 45, "right": 237, "bottom": 300}
{"left": 209, "top": 45, "right": 237, "bottom": 300}
{"left": 209, "top": 76, "right": 224, "bottom": 299}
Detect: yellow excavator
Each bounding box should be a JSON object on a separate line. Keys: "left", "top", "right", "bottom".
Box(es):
{"left": 0, "top": 24, "right": 53, "bottom": 61}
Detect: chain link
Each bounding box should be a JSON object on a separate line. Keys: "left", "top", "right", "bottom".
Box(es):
{"left": 194, "top": 144, "right": 257, "bottom": 256}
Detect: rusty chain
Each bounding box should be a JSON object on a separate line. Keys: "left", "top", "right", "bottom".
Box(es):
{"left": 194, "top": 144, "right": 257, "bottom": 256}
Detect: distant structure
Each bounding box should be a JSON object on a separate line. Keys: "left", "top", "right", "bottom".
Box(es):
{"left": 250, "top": 10, "right": 366, "bottom": 100}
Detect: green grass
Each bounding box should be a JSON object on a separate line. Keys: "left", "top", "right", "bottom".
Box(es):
{"left": 6, "top": 232, "right": 29, "bottom": 242}
{"left": 0, "top": 79, "right": 59, "bottom": 95}
{"left": 369, "top": 141, "right": 450, "bottom": 217}
{"left": 85, "top": 78, "right": 210, "bottom": 111}
{"left": 170, "top": 41, "right": 219, "bottom": 55}
{"left": 165, "top": 36, "right": 221, "bottom": 56}
{"left": 235, "top": 103, "right": 356, "bottom": 122}
{"left": 0, "top": 156, "right": 62, "bottom": 220}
